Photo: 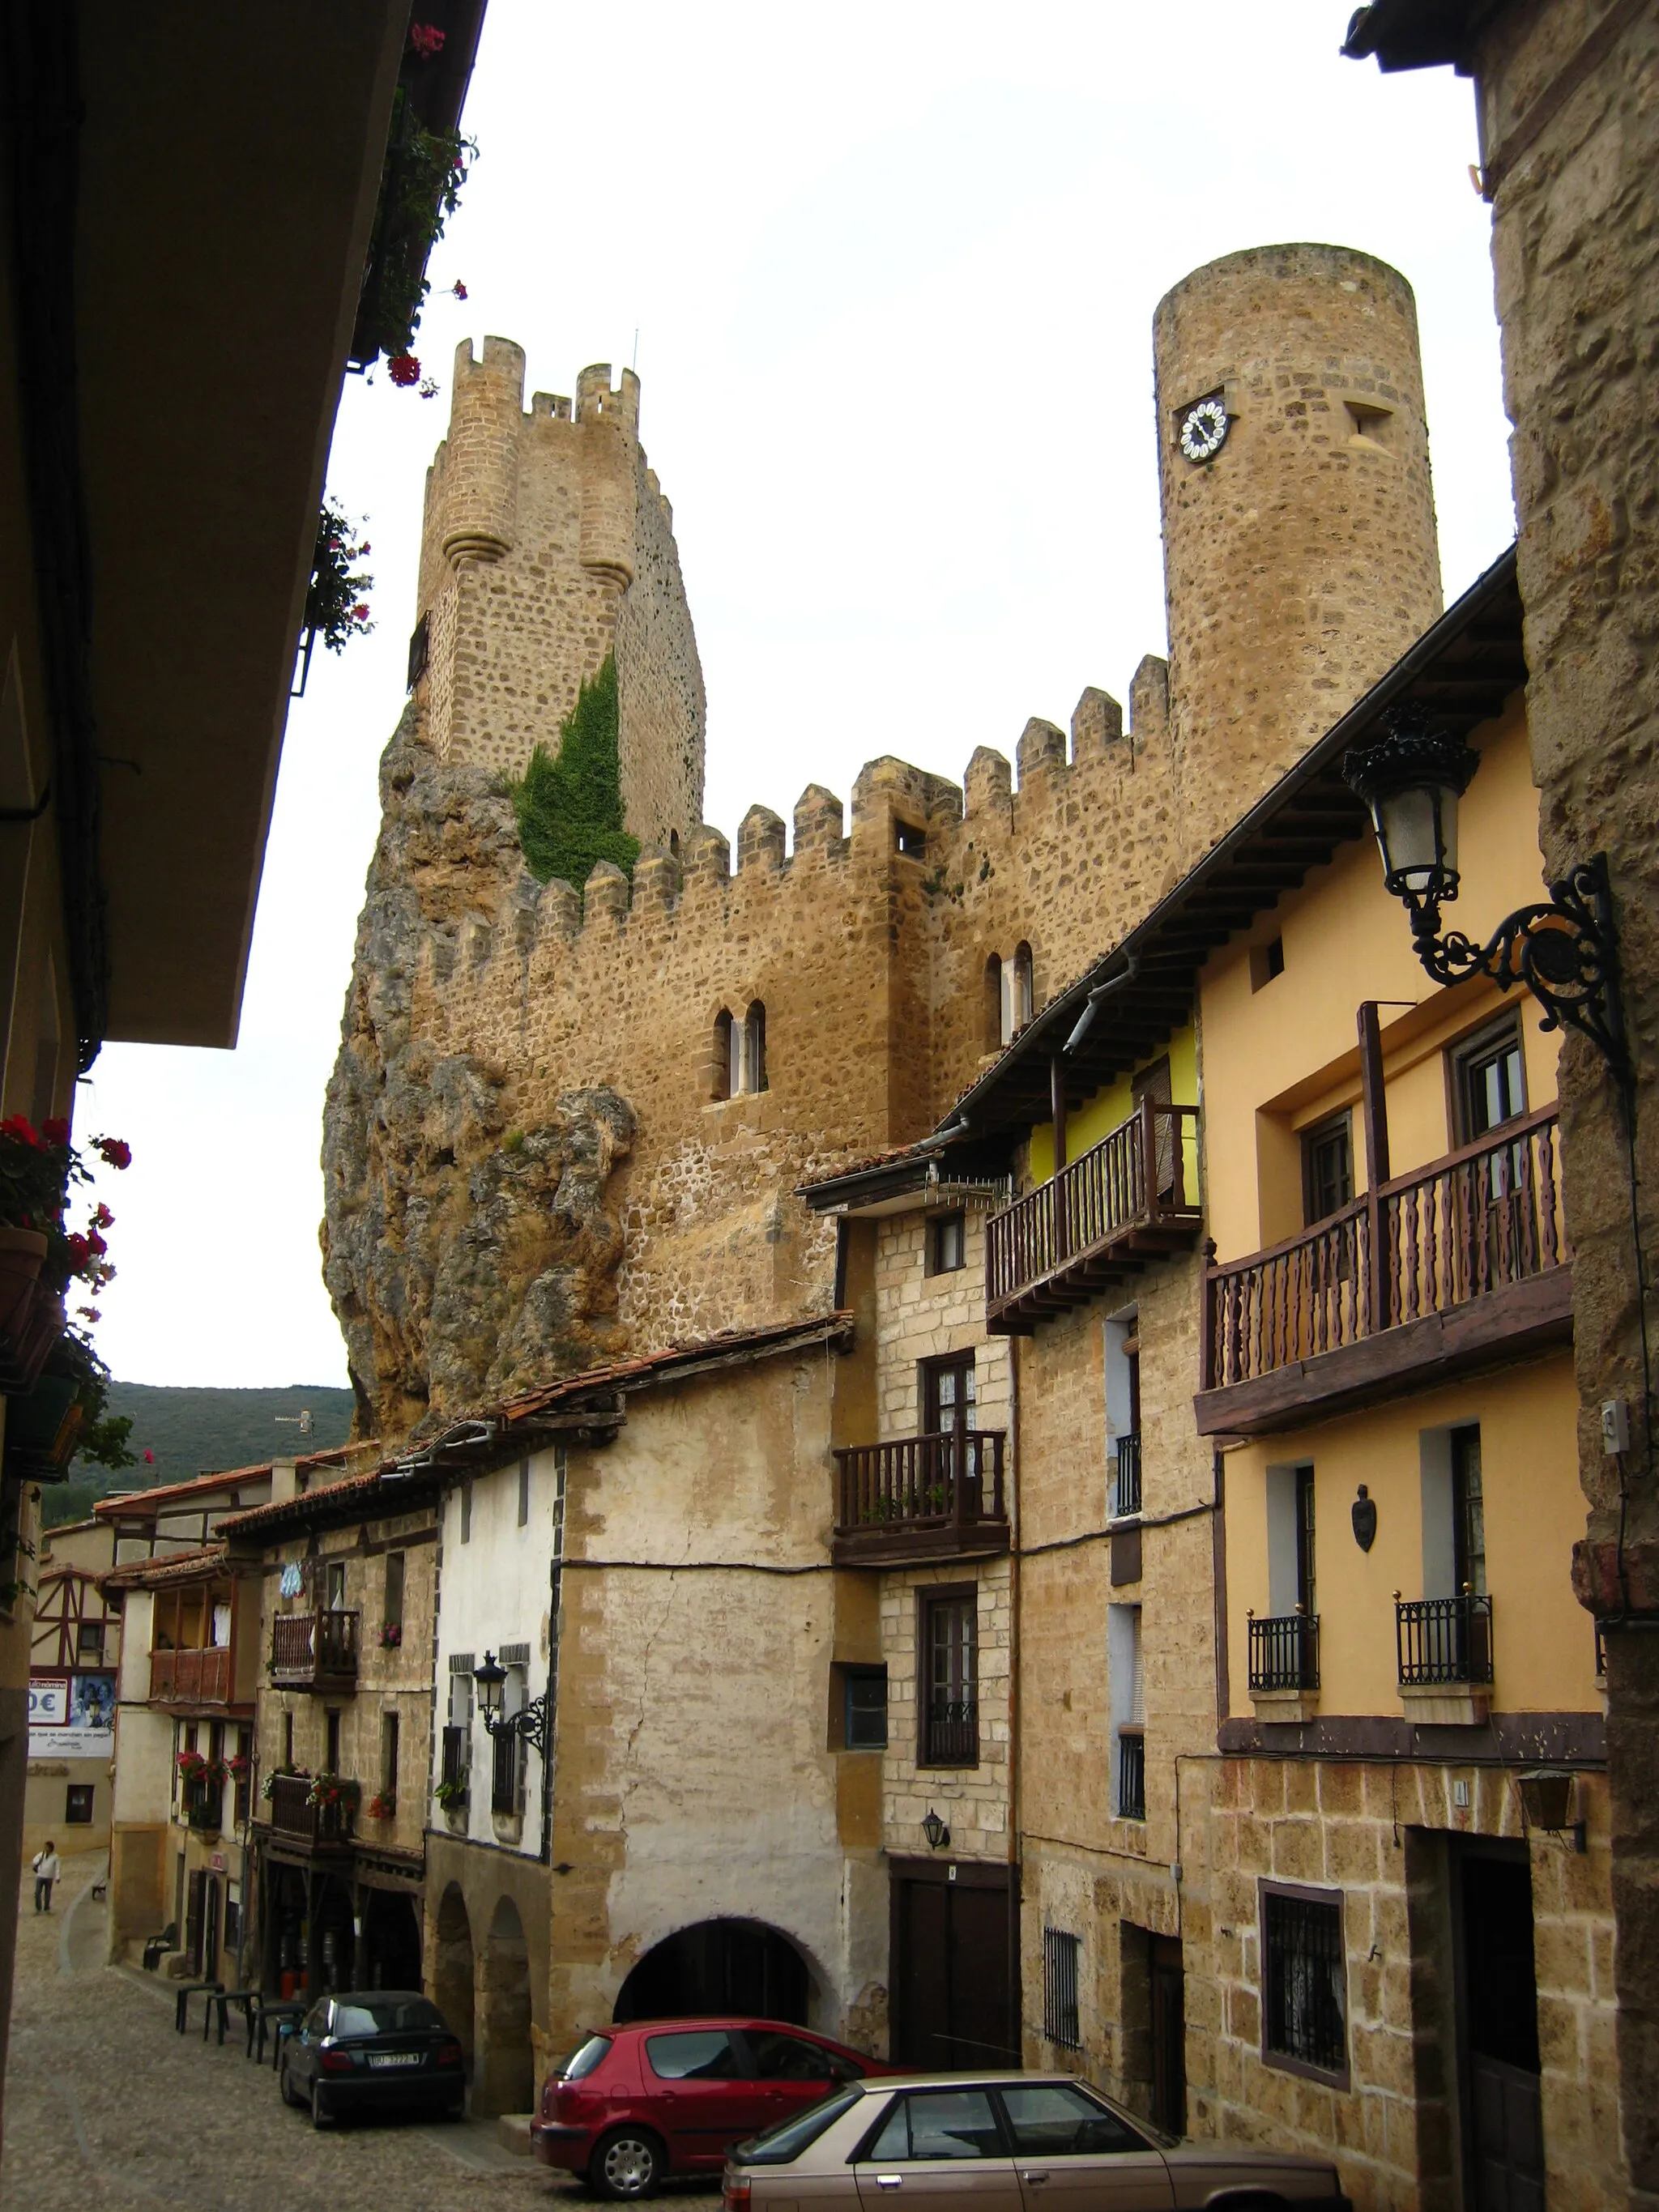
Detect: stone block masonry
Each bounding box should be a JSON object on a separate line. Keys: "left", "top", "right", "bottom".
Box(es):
{"left": 417, "top": 339, "right": 705, "bottom": 850}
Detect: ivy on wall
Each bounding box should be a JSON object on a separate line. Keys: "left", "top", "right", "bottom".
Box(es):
{"left": 509, "top": 654, "right": 640, "bottom": 889}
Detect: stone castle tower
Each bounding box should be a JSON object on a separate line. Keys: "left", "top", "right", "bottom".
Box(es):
{"left": 323, "top": 245, "right": 1444, "bottom": 1438}
{"left": 1154, "top": 242, "right": 1442, "bottom": 837}
{"left": 416, "top": 335, "right": 706, "bottom": 849}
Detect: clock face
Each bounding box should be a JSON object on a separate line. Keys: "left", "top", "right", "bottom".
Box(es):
{"left": 1179, "top": 394, "right": 1230, "bottom": 464}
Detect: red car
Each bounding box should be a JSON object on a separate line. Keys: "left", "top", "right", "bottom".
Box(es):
{"left": 531, "top": 2016, "right": 902, "bottom": 2198}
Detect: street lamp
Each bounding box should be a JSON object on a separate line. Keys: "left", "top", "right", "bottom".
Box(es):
{"left": 472, "top": 1649, "right": 550, "bottom": 1760}
{"left": 1343, "top": 702, "right": 1628, "bottom": 1083}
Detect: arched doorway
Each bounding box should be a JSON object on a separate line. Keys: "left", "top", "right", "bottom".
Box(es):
{"left": 433, "top": 1883, "right": 476, "bottom": 2081}
{"left": 477, "top": 1894, "right": 534, "bottom": 2116}
{"left": 362, "top": 1890, "right": 422, "bottom": 1990}
{"left": 614, "top": 1920, "right": 809, "bottom": 2026}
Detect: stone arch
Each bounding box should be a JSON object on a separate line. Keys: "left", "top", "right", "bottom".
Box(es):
{"left": 476, "top": 1893, "right": 535, "bottom": 2116}
{"left": 710, "top": 1006, "right": 734, "bottom": 1101}
{"left": 613, "top": 1917, "right": 811, "bottom": 2027}
{"left": 432, "top": 1882, "right": 475, "bottom": 2080}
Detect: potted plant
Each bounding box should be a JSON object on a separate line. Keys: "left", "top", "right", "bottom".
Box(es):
{"left": 261, "top": 1761, "right": 305, "bottom": 1802}
{"left": 0, "top": 1117, "right": 129, "bottom": 1395}
{"left": 365, "top": 1791, "right": 396, "bottom": 1820}
{"left": 379, "top": 1620, "right": 403, "bottom": 1650}
{"left": 434, "top": 1771, "right": 469, "bottom": 1823}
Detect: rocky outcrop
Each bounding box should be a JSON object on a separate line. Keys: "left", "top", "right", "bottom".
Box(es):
{"left": 322, "top": 710, "right": 634, "bottom": 1441}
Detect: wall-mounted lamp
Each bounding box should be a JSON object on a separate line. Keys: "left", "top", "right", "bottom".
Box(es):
{"left": 921, "top": 1808, "right": 951, "bottom": 1852}
{"left": 1516, "top": 1768, "right": 1586, "bottom": 1852}
{"left": 1344, "top": 703, "right": 1627, "bottom": 1084}
{"left": 472, "top": 1649, "right": 549, "bottom": 1759}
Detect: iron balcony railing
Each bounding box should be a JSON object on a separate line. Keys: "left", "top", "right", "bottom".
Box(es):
{"left": 987, "top": 1102, "right": 1202, "bottom": 1325}
{"left": 491, "top": 1728, "right": 521, "bottom": 1817}
{"left": 267, "top": 1771, "right": 357, "bottom": 1850}
{"left": 1117, "top": 1729, "right": 1146, "bottom": 1822}
{"left": 1114, "top": 1431, "right": 1142, "bottom": 1517}
{"left": 149, "top": 1647, "right": 232, "bottom": 1705}
{"left": 270, "top": 1609, "right": 360, "bottom": 1690}
{"left": 923, "top": 1698, "right": 978, "bottom": 1767}
{"left": 1396, "top": 1592, "right": 1494, "bottom": 1687}
{"left": 834, "top": 1431, "right": 1007, "bottom": 1541}
{"left": 1202, "top": 1106, "right": 1566, "bottom": 1391}
{"left": 1247, "top": 1612, "right": 1320, "bottom": 1694}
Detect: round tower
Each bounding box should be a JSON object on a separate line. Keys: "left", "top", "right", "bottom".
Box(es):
{"left": 1153, "top": 243, "right": 1443, "bottom": 843}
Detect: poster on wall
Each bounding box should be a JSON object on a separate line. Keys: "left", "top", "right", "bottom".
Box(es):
{"left": 29, "top": 1673, "right": 116, "bottom": 1759}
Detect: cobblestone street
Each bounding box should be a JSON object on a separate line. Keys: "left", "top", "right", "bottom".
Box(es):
{"left": 0, "top": 1855, "right": 717, "bottom": 2212}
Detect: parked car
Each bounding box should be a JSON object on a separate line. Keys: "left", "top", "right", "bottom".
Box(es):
{"left": 531, "top": 2016, "right": 905, "bottom": 2197}
{"left": 720, "top": 2073, "right": 1352, "bottom": 2212}
{"left": 279, "top": 1989, "right": 467, "bottom": 2129}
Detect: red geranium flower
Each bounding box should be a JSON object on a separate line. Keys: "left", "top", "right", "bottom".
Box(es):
{"left": 42, "top": 1118, "right": 70, "bottom": 1144}
{"left": 0, "top": 1115, "right": 41, "bottom": 1147}
{"left": 143, "top": 1450, "right": 156, "bottom": 1465}
{"left": 450, "top": 281, "right": 468, "bottom": 300}
{"left": 387, "top": 353, "right": 421, "bottom": 387}
{"left": 93, "top": 1135, "right": 131, "bottom": 1170}
{"left": 408, "top": 23, "right": 446, "bottom": 57}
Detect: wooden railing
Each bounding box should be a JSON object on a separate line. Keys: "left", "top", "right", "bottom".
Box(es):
{"left": 270, "top": 1609, "right": 360, "bottom": 1687}
{"left": 150, "top": 1647, "right": 232, "bottom": 1704}
{"left": 834, "top": 1430, "right": 1006, "bottom": 1536}
{"left": 267, "top": 1772, "right": 357, "bottom": 1848}
{"left": 1248, "top": 1613, "right": 1320, "bottom": 1694}
{"left": 923, "top": 1698, "right": 978, "bottom": 1767}
{"left": 987, "top": 1103, "right": 1201, "bottom": 1311}
{"left": 1203, "top": 1106, "right": 1566, "bottom": 1391}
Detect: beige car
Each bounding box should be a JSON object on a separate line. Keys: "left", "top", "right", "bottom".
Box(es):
{"left": 721, "top": 2073, "right": 1350, "bottom": 2212}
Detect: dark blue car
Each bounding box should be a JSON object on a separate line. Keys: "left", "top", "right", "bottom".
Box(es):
{"left": 279, "top": 1990, "right": 466, "bottom": 2128}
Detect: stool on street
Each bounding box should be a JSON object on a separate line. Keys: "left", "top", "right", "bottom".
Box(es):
{"left": 173, "top": 1980, "right": 223, "bottom": 2035}
{"left": 252, "top": 1997, "right": 306, "bottom": 2066}
{"left": 209, "top": 1988, "right": 259, "bottom": 2045}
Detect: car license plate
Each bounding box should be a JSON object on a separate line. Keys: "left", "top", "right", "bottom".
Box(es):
{"left": 369, "top": 2052, "right": 423, "bottom": 2069}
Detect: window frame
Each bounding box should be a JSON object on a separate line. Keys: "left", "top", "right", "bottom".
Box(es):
{"left": 76, "top": 1618, "right": 105, "bottom": 1663}
{"left": 1042, "top": 1928, "right": 1082, "bottom": 2049}
{"left": 926, "top": 1210, "right": 966, "bottom": 1277}
{"left": 920, "top": 1351, "right": 976, "bottom": 1439}
{"left": 65, "top": 1782, "right": 95, "bottom": 1825}
{"left": 1300, "top": 1110, "right": 1354, "bottom": 1228}
{"left": 1258, "top": 1878, "right": 1350, "bottom": 2088}
{"left": 844, "top": 1664, "right": 889, "bottom": 1751}
{"left": 1449, "top": 1013, "right": 1528, "bottom": 1148}
{"left": 917, "top": 1583, "right": 979, "bottom": 1770}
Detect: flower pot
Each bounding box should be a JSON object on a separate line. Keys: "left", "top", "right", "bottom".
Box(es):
{"left": 2, "top": 1370, "right": 83, "bottom": 1477}
{"left": 0, "top": 1229, "right": 45, "bottom": 1338}
{"left": 0, "top": 1264, "right": 63, "bottom": 1398}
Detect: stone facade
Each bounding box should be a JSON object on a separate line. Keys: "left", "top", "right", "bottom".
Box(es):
{"left": 1154, "top": 243, "right": 1444, "bottom": 843}
{"left": 324, "top": 245, "right": 1444, "bottom": 1443}
{"left": 1462, "top": 10, "right": 1659, "bottom": 2197}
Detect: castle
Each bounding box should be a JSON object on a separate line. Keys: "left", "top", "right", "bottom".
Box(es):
{"left": 323, "top": 241, "right": 1444, "bottom": 1438}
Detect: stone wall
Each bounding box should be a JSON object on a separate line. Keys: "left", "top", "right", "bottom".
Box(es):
{"left": 1154, "top": 243, "right": 1443, "bottom": 843}
{"left": 1459, "top": 5, "right": 1659, "bottom": 2193}
{"left": 416, "top": 339, "right": 705, "bottom": 846}
{"left": 1206, "top": 1758, "right": 1618, "bottom": 2212}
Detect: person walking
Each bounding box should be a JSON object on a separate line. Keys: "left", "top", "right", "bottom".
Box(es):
{"left": 32, "top": 1842, "right": 60, "bottom": 1913}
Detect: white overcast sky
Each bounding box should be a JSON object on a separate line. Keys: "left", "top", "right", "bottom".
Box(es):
{"left": 77, "top": 2, "right": 1504, "bottom": 1388}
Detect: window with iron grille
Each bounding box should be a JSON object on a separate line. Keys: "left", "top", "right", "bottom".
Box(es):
{"left": 920, "top": 1590, "right": 978, "bottom": 1767}
{"left": 1261, "top": 1884, "right": 1347, "bottom": 2080}
{"left": 441, "top": 1725, "right": 467, "bottom": 1788}
{"left": 1043, "top": 1929, "right": 1081, "bottom": 2048}
{"left": 492, "top": 1725, "right": 522, "bottom": 1815}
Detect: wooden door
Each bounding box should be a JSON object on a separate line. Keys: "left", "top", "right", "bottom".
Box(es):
{"left": 203, "top": 1876, "right": 221, "bottom": 1980}
{"left": 890, "top": 1862, "right": 1017, "bottom": 2072}
{"left": 1457, "top": 1847, "right": 1544, "bottom": 2211}
{"left": 1149, "top": 1935, "right": 1186, "bottom": 2137}
{"left": 185, "top": 1869, "right": 207, "bottom": 1977}
{"left": 1132, "top": 1059, "right": 1175, "bottom": 1199}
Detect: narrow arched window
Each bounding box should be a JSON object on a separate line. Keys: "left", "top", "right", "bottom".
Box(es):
{"left": 669, "top": 828, "right": 680, "bottom": 860}
{"left": 712, "top": 1009, "right": 734, "bottom": 1101}
{"left": 985, "top": 954, "right": 1004, "bottom": 1051}
{"left": 744, "top": 1001, "right": 768, "bottom": 1094}
{"left": 1013, "top": 943, "right": 1034, "bottom": 1034}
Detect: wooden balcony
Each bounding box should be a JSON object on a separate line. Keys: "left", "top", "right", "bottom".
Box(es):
{"left": 149, "top": 1647, "right": 232, "bottom": 1707}
{"left": 987, "top": 1103, "right": 1202, "bottom": 1333}
{"left": 269, "top": 1609, "right": 360, "bottom": 1692}
{"left": 832, "top": 1431, "right": 1009, "bottom": 1566}
{"left": 1197, "top": 1106, "right": 1571, "bottom": 1436}
{"left": 265, "top": 1772, "right": 356, "bottom": 1856}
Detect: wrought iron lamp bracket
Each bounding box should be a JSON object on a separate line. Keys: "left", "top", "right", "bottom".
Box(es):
{"left": 482, "top": 1694, "right": 550, "bottom": 1761}
{"left": 1406, "top": 852, "right": 1628, "bottom": 1084}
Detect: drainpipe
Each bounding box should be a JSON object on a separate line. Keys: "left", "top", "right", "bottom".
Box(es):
{"left": 1007, "top": 1329, "right": 1023, "bottom": 2065}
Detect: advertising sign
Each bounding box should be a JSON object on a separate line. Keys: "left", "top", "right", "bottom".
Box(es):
{"left": 28, "top": 1679, "right": 68, "bottom": 1728}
